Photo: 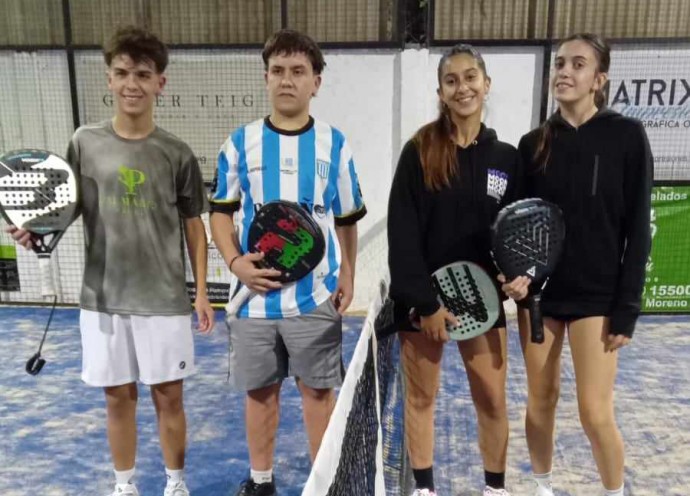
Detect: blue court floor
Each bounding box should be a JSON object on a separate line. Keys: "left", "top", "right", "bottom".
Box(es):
{"left": 0, "top": 307, "right": 688, "bottom": 496}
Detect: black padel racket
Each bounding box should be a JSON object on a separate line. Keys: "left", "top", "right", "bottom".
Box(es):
{"left": 0, "top": 149, "right": 79, "bottom": 374}
{"left": 492, "top": 198, "right": 565, "bottom": 343}
{"left": 226, "top": 200, "right": 325, "bottom": 316}
{"left": 411, "top": 261, "right": 501, "bottom": 341}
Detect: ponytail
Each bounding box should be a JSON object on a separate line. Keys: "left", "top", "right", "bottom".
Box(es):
{"left": 413, "top": 102, "right": 458, "bottom": 191}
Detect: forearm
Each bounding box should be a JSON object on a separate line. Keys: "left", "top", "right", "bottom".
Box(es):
{"left": 184, "top": 216, "right": 209, "bottom": 296}
{"left": 209, "top": 211, "right": 242, "bottom": 268}
{"left": 335, "top": 224, "right": 357, "bottom": 279}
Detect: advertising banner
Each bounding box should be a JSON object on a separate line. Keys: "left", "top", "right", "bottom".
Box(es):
{"left": 643, "top": 184, "right": 690, "bottom": 313}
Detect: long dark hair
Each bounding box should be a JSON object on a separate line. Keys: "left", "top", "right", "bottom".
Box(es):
{"left": 413, "top": 44, "right": 488, "bottom": 191}
{"left": 534, "top": 33, "right": 611, "bottom": 169}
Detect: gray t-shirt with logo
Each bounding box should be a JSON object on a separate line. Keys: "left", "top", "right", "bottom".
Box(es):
{"left": 67, "top": 120, "right": 208, "bottom": 315}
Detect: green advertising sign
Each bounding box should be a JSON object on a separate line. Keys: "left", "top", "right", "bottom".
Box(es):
{"left": 643, "top": 184, "right": 690, "bottom": 313}
{"left": 0, "top": 244, "right": 19, "bottom": 291}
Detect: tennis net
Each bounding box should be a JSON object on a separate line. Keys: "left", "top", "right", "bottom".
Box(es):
{"left": 302, "top": 277, "right": 413, "bottom": 496}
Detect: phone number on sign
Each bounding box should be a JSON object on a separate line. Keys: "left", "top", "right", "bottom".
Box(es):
{"left": 644, "top": 284, "right": 690, "bottom": 297}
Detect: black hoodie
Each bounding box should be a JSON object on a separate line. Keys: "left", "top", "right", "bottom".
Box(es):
{"left": 388, "top": 124, "right": 521, "bottom": 317}
{"left": 518, "top": 109, "right": 653, "bottom": 337}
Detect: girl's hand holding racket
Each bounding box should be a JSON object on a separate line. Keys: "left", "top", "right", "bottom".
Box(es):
{"left": 407, "top": 262, "right": 501, "bottom": 341}
{"left": 420, "top": 307, "right": 457, "bottom": 343}
{"left": 492, "top": 198, "right": 566, "bottom": 343}
{"left": 498, "top": 274, "right": 531, "bottom": 301}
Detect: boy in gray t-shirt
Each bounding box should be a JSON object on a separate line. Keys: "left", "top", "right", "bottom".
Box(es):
{"left": 9, "top": 26, "right": 213, "bottom": 496}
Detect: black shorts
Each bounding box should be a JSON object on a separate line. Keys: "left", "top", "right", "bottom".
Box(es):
{"left": 516, "top": 298, "right": 605, "bottom": 323}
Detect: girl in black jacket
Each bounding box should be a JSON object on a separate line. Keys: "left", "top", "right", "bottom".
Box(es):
{"left": 388, "top": 45, "right": 528, "bottom": 496}
{"left": 514, "top": 33, "right": 652, "bottom": 496}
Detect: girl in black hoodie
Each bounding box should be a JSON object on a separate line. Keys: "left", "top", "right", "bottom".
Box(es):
{"left": 388, "top": 45, "right": 529, "bottom": 496}
{"left": 514, "top": 34, "right": 652, "bottom": 496}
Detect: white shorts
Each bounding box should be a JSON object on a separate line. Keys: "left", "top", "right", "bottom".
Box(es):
{"left": 80, "top": 310, "right": 196, "bottom": 387}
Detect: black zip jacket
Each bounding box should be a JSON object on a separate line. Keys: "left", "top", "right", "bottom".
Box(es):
{"left": 388, "top": 124, "right": 521, "bottom": 317}
{"left": 518, "top": 109, "right": 653, "bottom": 337}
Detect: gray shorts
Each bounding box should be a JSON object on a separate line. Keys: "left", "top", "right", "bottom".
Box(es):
{"left": 226, "top": 299, "right": 344, "bottom": 391}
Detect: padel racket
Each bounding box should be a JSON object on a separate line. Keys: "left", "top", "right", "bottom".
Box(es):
{"left": 226, "top": 200, "right": 325, "bottom": 316}
{"left": 492, "top": 198, "right": 565, "bottom": 343}
{"left": 0, "top": 149, "right": 79, "bottom": 374}
{"left": 411, "top": 261, "right": 501, "bottom": 341}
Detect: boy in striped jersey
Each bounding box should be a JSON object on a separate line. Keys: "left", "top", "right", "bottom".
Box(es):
{"left": 209, "top": 29, "right": 366, "bottom": 496}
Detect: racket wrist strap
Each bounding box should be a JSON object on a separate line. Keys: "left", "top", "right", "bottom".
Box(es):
{"left": 228, "top": 254, "right": 242, "bottom": 273}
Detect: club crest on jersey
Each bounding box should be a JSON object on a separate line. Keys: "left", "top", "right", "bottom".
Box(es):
{"left": 316, "top": 159, "right": 330, "bottom": 179}
{"left": 487, "top": 169, "right": 508, "bottom": 201}
{"left": 279, "top": 157, "right": 297, "bottom": 175}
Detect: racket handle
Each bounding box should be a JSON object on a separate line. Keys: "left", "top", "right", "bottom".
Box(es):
{"left": 226, "top": 285, "right": 253, "bottom": 316}
{"left": 528, "top": 294, "right": 545, "bottom": 344}
{"left": 38, "top": 255, "right": 56, "bottom": 298}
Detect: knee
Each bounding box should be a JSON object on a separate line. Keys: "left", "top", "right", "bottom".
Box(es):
{"left": 151, "top": 385, "right": 184, "bottom": 415}
{"left": 473, "top": 390, "right": 506, "bottom": 420}
{"left": 248, "top": 384, "right": 281, "bottom": 408}
{"left": 105, "top": 386, "right": 138, "bottom": 416}
{"left": 300, "top": 385, "right": 333, "bottom": 403}
{"left": 155, "top": 395, "right": 184, "bottom": 418}
{"left": 106, "top": 398, "right": 137, "bottom": 419}
{"left": 405, "top": 383, "right": 438, "bottom": 411}
{"left": 159, "top": 395, "right": 184, "bottom": 415}
{"left": 578, "top": 403, "right": 615, "bottom": 438}
{"left": 528, "top": 383, "right": 560, "bottom": 412}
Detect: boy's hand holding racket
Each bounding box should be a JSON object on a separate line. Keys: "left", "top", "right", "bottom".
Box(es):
{"left": 232, "top": 251, "right": 283, "bottom": 293}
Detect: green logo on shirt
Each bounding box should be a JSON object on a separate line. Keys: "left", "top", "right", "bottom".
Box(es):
{"left": 99, "top": 166, "right": 156, "bottom": 214}
{"left": 119, "top": 166, "right": 146, "bottom": 195}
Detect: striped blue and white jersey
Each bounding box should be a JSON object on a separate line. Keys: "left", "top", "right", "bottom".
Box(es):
{"left": 210, "top": 116, "right": 366, "bottom": 319}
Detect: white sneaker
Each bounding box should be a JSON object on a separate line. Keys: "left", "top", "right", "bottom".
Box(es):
{"left": 484, "top": 487, "right": 511, "bottom": 496}
{"left": 534, "top": 486, "right": 554, "bottom": 496}
{"left": 164, "top": 481, "right": 190, "bottom": 496}
{"left": 411, "top": 490, "right": 437, "bottom": 496}
{"left": 111, "top": 483, "right": 139, "bottom": 496}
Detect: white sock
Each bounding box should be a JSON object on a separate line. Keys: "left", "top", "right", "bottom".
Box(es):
{"left": 533, "top": 471, "right": 552, "bottom": 489}
{"left": 250, "top": 468, "right": 273, "bottom": 484}
{"left": 165, "top": 467, "right": 184, "bottom": 485}
{"left": 604, "top": 484, "right": 624, "bottom": 496}
{"left": 114, "top": 467, "right": 135, "bottom": 486}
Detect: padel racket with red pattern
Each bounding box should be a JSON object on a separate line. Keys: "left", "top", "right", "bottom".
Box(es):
{"left": 226, "top": 200, "right": 325, "bottom": 316}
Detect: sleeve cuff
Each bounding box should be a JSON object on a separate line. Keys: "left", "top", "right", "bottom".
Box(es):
{"left": 210, "top": 200, "right": 240, "bottom": 215}
{"left": 334, "top": 205, "right": 367, "bottom": 226}
{"left": 416, "top": 300, "right": 441, "bottom": 317}
{"left": 609, "top": 308, "right": 638, "bottom": 338}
